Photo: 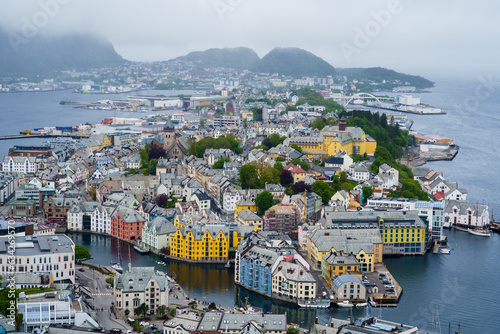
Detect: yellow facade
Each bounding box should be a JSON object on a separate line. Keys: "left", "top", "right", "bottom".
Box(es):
{"left": 170, "top": 228, "right": 230, "bottom": 262}
{"left": 234, "top": 203, "right": 258, "bottom": 216}
{"left": 324, "top": 261, "right": 361, "bottom": 287}
{"left": 380, "top": 226, "right": 426, "bottom": 244}
{"left": 290, "top": 129, "right": 376, "bottom": 158}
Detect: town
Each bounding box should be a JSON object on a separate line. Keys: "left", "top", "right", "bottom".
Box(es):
{"left": 0, "top": 62, "right": 477, "bottom": 334}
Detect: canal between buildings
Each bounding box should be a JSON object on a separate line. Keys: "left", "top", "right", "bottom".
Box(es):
{"left": 69, "top": 230, "right": 500, "bottom": 333}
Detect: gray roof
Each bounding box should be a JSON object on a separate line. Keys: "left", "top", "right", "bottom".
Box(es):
{"left": 273, "top": 261, "right": 315, "bottom": 282}
{"left": 115, "top": 266, "right": 167, "bottom": 293}
{"left": 220, "top": 313, "right": 287, "bottom": 332}
{"left": 0, "top": 234, "right": 73, "bottom": 256}
{"left": 324, "top": 252, "right": 359, "bottom": 266}
{"left": 332, "top": 274, "right": 363, "bottom": 288}
{"left": 237, "top": 209, "right": 263, "bottom": 222}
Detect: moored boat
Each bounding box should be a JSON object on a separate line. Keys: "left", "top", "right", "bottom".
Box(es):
{"left": 133, "top": 245, "right": 150, "bottom": 254}
{"left": 356, "top": 302, "right": 368, "bottom": 307}
{"left": 337, "top": 301, "right": 354, "bottom": 308}
{"left": 467, "top": 228, "right": 491, "bottom": 237}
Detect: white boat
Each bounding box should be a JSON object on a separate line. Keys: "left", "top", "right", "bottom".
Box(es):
{"left": 467, "top": 228, "right": 491, "bottom": 237}
{"left": 356, "top": 302, "right": 368, "bottom": 307}
{"left": 439, "top": 248, "right": 451, "bottom": 255}
{"left": 133, "top": 245, "right": 150, "bottom": 254}
{"left": 337, "top": 301, "right": 354, "bottom": 308}
{"left": 111, "top": 263, "right": 123, "bottom": 273}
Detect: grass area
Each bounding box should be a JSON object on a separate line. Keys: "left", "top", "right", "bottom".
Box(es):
{"left": 170, "top": 303, "right": 182, "bottom": 306}
{"left": 21, "top": 287, "right": 55, "bottom": 295}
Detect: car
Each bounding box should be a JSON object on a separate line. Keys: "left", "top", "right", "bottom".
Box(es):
{"left": 140, "top": 321, "right": 150, "bottom": 327}
{"left": 386, "top": 287, "right": 395, "bottom": 292}
{"left": 382, "top": 279, "right": 390, "bottom": 284}
{"left": 385, "top": 284, "right": 395, "bottom": 289}
{"left": 78, "top": 268, "right": 85, "bottom": 272}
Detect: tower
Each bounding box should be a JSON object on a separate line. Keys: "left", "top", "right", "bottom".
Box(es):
{"left": 339, "top": 116, "right": 347, "bottom": 132}
{"left": 163, "top": 118, "right": 175, "bottom": 150}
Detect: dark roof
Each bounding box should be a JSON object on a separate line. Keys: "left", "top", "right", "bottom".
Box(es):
{"left": 325, "top": 156, "right": 344, "bottom": 164}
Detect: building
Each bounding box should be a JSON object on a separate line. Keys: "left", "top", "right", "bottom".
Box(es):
{"left": 445, "top": 200, "right": 490, "bottom": 228}
{"left": 314, "top": 317, "right": 419, "bottom": 334}
{"left": 272, "top": 260, "right": 316, "bottom": 303}
{"left": 234, "top": 199, "right": 258, "bottom": 216}
{"left": 0, "top": 172, "right": 16, "bottom": 205}
{"left": 150, "top": 119, "right": 190, "bottom": 160}
{"left": 114, "top": 265, "right": 168, "bottom": 316}
{"left": 235, "top": 209, "right": 263, "bottom": 230}
{"left": 322, "top": 251, "right": 360, "bottom": 287}
{"left": 8, "top": 198, "right": 37, "bottom": 217}
{"left": 17, "top": 289, "right": 98, "bottom": 332}
{"left": 163, "top": 310, "right": 202, "bottom": 334}
{"left": 263, "top": 204, "right": 300, "bottom": 234}
{"left": 285, "top": 118, "right": 377, "bottom": 158}
{"left": 0, "top": 234, "right": 75, "bottom": 284}
{"left": 332, "top": 274, "right": 366, "bottom": 301}
{"left": 110, "top": 206, "right": 146, "bottom": 241}
{"left": 2, "top": 156, "right": 37, "bottom": 174}
{"left": 141, "top": 216, "right": 177, "bottom": 252}
{"left": 321, "top": 210, "right": 429, "bottom": 256}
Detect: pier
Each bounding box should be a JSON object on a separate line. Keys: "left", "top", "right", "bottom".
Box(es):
{"left": 0, "top": 133, "right": 89, "bottom": 141}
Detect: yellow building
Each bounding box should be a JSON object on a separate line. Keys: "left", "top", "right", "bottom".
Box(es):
{"left": 234, "top": 199, "right": 258, "bottom": 216}
{"left": 322, "top": 251, "right": 361, "bottom": 288}
{"left": 286, "top": 119, "right": 376, "bottom": 158}
{"left": 170, "top": 223, "right": 255, "bottom": 263}
{"left": 307, "top": 229, "right": 383, "bottom": 272}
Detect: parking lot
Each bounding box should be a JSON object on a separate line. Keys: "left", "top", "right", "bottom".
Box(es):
{"left": 362, "top": 265, "right": 400, "bottom": 301}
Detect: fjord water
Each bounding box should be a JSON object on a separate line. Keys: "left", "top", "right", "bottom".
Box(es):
{"left": 2, "top": 79, "right": 500, "bottom": 332}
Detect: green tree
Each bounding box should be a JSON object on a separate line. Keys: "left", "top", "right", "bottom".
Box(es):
{"left": 213, "top": 157, "right": 229, "bottom": 169}
{"left": 290, "top": 144, "right": 303, "bottom": 153}
{"left": 268, "top": 133, "right": 286, "bottom": 147}
{"left": 105, "top": 277, "right": 114, "bottom": 287}
{"left": 273, "top": 162, "right": 284, "bottom": 172}
{"left": 260, "top": 167, "right": 281, "bottom": 187}
{"left": 291, "top": 158, "right": 310, "bottom": 171}
{"left": 200, "top": 119, "right": 205, "bottom": 127}
{"left": 188, "top": 301, "right": 197, "bottom": 309}
{"left": 148, "top": 158, "right": 158, "bottom": 175}
{"left": 208, "top": 302, "right": 217, "bottom": 310}
{"left": 88, "top": 187, "right": 97, "bottom": 201}
{"left": 131, "top": 321, "right": 142, "bottom": 332}
{"left": 311, "top": 118, "right": 327, "bottom": 130}
{"left": 311, "top": 180, "right": 333, "bottom": 205}
{"left": 255, "top": 191, "right": 275, "bottom": 215}
{"left": 238, "top": 164, "right": 260, "bottom": 189}
{"left": 362, "top": 186, "right": 374, "bottom": 203}
{"left": 287, "top": 327, "right": 300, "bottom": 334}
{"left": 135, "top": 303, "right": 149, "bottom": 319}
{"left": 170, "top": 308, "right": 177, "bottom": 317}
{"left": 75, "top": 245, "right": 91, "bottom": 260}
{"left": 157, "top": 305, "right": 168, "bottom": 318}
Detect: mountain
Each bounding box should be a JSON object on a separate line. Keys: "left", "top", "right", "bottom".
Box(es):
{"left": 251, "top": 47, "right": 336, "bottom": 77}
{"left": 177, "top": 47, "right": 260, "bottom": 70}
{"left": 0, "top": 29, "right": 125, "bottom": 76}
{"left": 337, "top": 67, "right": 434, "bottom": 89}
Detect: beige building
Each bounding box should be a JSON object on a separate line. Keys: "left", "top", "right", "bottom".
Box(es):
{"left": 236, "top": 209, "right": 263, "bottom": 230}
{"left": 331, "top": 274, "right": 366, "bottom": 301}
{"left": 272, "top": 261, "right": 316, "bottom": 303}
{"left": 114, "top": 265, "right": 169, "bottom": 316}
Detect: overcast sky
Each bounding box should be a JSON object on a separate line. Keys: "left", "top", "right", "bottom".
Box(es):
{"left": 1, "top": 0, "right": 499, "bottom": 79}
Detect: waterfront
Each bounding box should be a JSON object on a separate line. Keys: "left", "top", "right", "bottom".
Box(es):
{"left": 3, "top": 77, "right": 500, "bottom": 332}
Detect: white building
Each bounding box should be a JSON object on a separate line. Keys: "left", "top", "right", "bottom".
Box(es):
{"left": 2, "top": 156, "right": 37, "bottom": 174}
{"left": 0, "top": 235, "right": 75, "bottom": 284}
{"left": 223, "top": 187, "right": 242, "bottom": 214}
{"left": 114, "top": 265, "right": 169, "bottom": 316}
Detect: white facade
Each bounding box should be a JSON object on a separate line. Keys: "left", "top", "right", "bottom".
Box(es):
{"left": 2, "top": 156, "right": 37, "bottom": 174}
{"left": 223, "top": 187, "right": 242, "bottom": 214}
{"left": 91, "top": 205, "right": 114, "bottom": 234}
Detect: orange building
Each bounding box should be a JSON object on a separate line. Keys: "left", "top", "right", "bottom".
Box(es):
{"left": 111, "top": 206, "right": 146, "bottom": 241}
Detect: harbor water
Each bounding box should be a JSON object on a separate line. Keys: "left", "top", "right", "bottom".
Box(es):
{"left": 2, "top": 78, "right": 500, "bottom": 332}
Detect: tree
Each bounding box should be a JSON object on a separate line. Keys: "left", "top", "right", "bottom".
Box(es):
{"left": 292, "top": 181, "right": 311, "bottom": 194}
{"left": 200, "top": 119, "right": 205, "bottom": 127}
{"left": 287, "top": 327, "right": 300, "bottom": 334}
{"left": 291, "top": 158, "right": 310, "bottom": 171}
{"left": 88, "top": 187, "right": 97, "bottom": 201}
{"left": 105, "top": 277, "right": 114, "bottom": 287}
{"left": 170, "top": 308, "right": 177, "bottom": 317}
{"left": 148, "top": 142, "right": 166, "bottom": 160}
{"left": 75, "top": 245, "right": 91, "bottom": 260}
{"left": 260, "top": 167, "right": 280, "bottom": 187}
{"left": 274, "top": 162, "right": 284, "bottom": 172}
{"left": 213, "top": 157, "right": 229, "bottom": 169}
{"left": 135, "top": 303, "right": 149, "bottom": 319}
{"left": 157, "top": 305, "right": 168, "bottom": 318}
{"left": 311, "top": 118, "right": 327, "bottom": 130}
{"left": 239, "top": 164, "right": 260, "bottom": 189}
{"left": 188, "top": 301, "right": 197, "bottom": 309}
{"left": 362, "top": 186, "right": 374, "bottom": 203}
{"left": 280, "top": 169, "right": 294, "bottom": 186}
{"left": 156, "top": 194, "right": 168, "bottom": 207}
{"left": 255, "top": 191, "right": 275, "bottom": 215}
{"left": 148, "top": 158, "right": 158, "bottom": 175}
{"left": 290, "top": 144, "right": 303, "bottom": 153}
{"left": 311, "top": 180, "right": 333, "bottom": 205}
{"left": 208, "top": 302, "right": 217, "bottom": 310}
{"left": 268, "top": 133, "right": 286, "bottom": 147}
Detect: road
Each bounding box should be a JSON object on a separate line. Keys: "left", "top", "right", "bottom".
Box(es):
{"left": 76, "top": 264, "right": 132, "bottom": 331}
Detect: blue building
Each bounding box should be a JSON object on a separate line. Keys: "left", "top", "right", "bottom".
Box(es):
{"left": 238, "top": 245, "right": 276, "bottom": 296}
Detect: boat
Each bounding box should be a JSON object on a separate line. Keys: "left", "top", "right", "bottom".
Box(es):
{"left": 439, "top": 248, "right": 451, "bottom": 255}
{"left": 356, "top": 302, "right": 368, "bottom": 307}
{"left": 225, "top": 261, "right": 231, "bottom": 268}
{"left": 111, "top": 237, "right": 124, "bottom": 273}
{"left": 133, "top": 245, "right": 150, "bottom": 254}
{"left": 467, "top": 228, "right": 491, "bottom": 237}
{"left": 337, "top": 301, "right": 354, "bottom": 308}
{"left": 111, "top": 263, "right": 123, "bottom": 273}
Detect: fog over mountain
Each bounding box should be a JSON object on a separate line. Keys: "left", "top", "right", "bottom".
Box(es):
{"left": 0, "top": 0, "right": 499, "bottom": 79}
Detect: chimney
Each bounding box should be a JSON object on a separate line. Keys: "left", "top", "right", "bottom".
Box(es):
{"left": 315, "top": 317, "right": 319, "bottom": 324}
{"left": 128, "top": 262, "right": 132, "bottom": 272}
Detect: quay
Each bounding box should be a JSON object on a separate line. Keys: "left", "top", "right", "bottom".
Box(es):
{"left": 0, "top": 133, "right": 90, "bottom": 140}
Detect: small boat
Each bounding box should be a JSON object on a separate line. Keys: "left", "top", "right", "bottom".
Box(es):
{"left": 111, "top": 263, "right": 123, "bottom": 273}
{"left": 225, "top": 261, "right": 231, "bottom": 268}
{"left": 356, "top": 302, "right": 368, "bottom": 307}
{"left": 337, "top": 301, "right": 354, "bottom": 308}
{"left": 467, "top": 228, "right": 491, "bottom": 237}
{"left": 439, "top": 248, "right": 451, "bottom": 255}
{"left": 133, "top": 245, "right": 150, "bottom": 254}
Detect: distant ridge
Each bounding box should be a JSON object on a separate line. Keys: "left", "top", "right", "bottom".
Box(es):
{"left": 177, "top": 47, "right": 260, "bottom": 70}
{"left": 0, "top": 29, "right": 125, "bottom": 76}
{"left": 251, "top": 47, "right": 336, "bottom": 77}
{"left": 337, "top": 67, "right": 434, "bottom": 89}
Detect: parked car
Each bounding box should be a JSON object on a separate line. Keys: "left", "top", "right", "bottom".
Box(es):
{"left": 78, "top": 268, "right": 85, "bottom": 272}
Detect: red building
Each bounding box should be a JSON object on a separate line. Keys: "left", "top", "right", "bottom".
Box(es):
{"left": 111, "top": 206, "right": 146, "bottom": 241}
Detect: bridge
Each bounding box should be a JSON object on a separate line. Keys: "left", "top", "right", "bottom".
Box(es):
{"left": 0, "top": 134, "right": 90, "bottom": 141}
{"left": 334, "top": 93, "right": 395, "bottom": 108}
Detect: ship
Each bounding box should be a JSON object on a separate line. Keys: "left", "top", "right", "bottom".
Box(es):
{"left": 133, "top": 245, "right": 150, "bottom": 254}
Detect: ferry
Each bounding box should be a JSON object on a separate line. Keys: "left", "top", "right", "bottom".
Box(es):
{"left": 337, "top": 301, "right": 354, "bottom": 308}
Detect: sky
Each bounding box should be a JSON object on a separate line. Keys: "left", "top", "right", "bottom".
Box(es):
{"left": 1, "top": 0, "right": 499, "bottom": 80}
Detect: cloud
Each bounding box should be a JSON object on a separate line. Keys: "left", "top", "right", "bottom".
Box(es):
{"left": 1, "top": 0, "right": 499, "bottom": 78}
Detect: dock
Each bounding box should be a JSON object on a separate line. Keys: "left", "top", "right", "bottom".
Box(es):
{"left": 0, "top": 133, "right": 89, "bottom": 141}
